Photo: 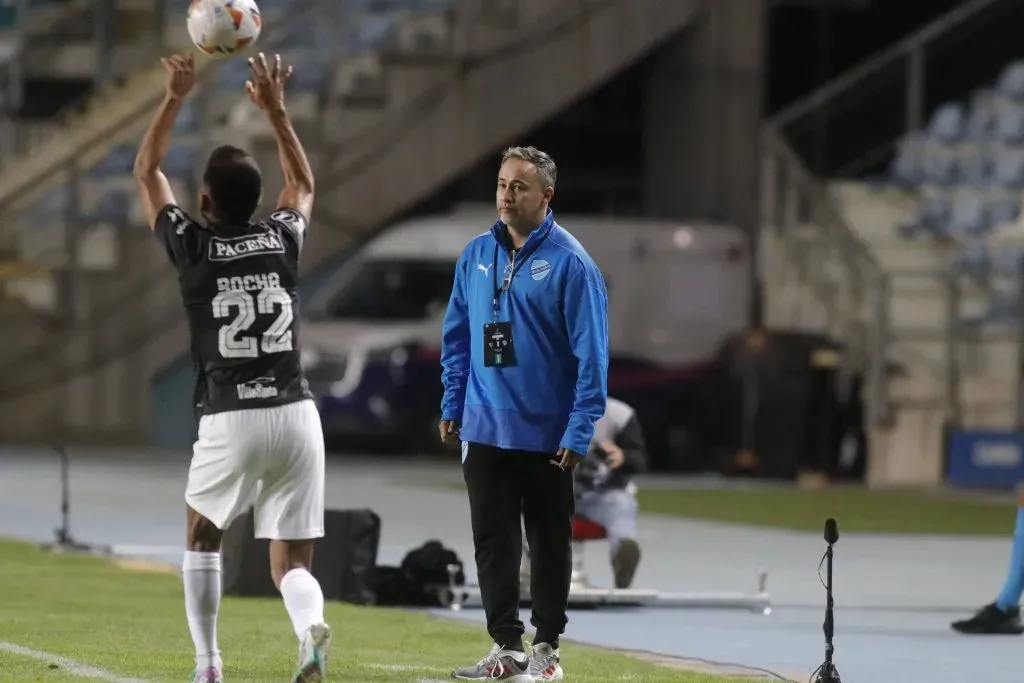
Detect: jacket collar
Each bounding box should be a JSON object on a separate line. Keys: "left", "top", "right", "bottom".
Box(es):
{"left": 490, "top": 209, "right": 555, "bottom": 251}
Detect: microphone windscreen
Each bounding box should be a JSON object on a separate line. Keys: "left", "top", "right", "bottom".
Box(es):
{"left": 824, "top": 518, "right": 839, "bottom": 544}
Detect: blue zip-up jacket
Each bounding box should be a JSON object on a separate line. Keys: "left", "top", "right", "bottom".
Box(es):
{"left": 440, "top": 211, "right": 609, "bottom": 456}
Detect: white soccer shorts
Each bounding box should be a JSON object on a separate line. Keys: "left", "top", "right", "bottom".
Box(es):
{"left": 186, "top": 399, "right": 325, "bottom": 540}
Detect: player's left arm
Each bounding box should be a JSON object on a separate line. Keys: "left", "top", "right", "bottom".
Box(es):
{"left": 134, "top": 54, "right": 196, "bottom": 230}
{"left": 559, "top": 258, "right": 611, "bottom": 457}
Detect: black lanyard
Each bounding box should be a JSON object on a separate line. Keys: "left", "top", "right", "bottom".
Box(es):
{"left": 491, "top": 231, "right": 548, "bottom": 319}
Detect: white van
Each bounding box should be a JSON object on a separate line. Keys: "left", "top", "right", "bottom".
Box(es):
{"left": 301, "top": 204, "right": 750, "bottom": 459}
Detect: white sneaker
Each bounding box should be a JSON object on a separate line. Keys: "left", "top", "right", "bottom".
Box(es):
{"left": 528, "top": 643, "right": 564, "bottom": 680}
{"left": 292, "top": 622, "right": 332, "bottom": 682}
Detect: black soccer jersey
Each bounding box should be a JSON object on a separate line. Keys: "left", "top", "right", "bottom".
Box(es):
{"left": 155, "top": 204, "right": 314, "bottom": 416}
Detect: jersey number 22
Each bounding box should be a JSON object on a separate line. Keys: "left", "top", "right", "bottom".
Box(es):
{"left": 212, "top": 288, "right": 293, "bottom": 358}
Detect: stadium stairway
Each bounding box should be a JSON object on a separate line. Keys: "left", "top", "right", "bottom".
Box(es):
{"left": 0, "top": 0, "right": 704, "bottom": 443}
{"left": 829, "top": 182, "right": 1016, "bottom": 480}
{"left": 241, "top": 0, "right": 706, "bottom": 272}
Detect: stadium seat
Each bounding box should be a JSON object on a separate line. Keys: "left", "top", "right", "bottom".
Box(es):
{"left": 163, "top": 145, "right": 199, "bottom": 179}
{"left": 997, "top": 60, "right": 1024, "bottom": 102}
{"left": 965, "top": 90, "right": 998, "bottom": 141}
{"left": 948, "top": 187, "right": 987, "bottom": 237}
{"left": 986, "top": 191, "right": 1020, "bottom": 231}
{"left": 990, "top": 245, "right": 1024, "bottom": 277}
{"left": 289, "top": 60, "right": 330, "bottom": 91}
{"left": 957, "top": 238, "right": 989, "bottom": 273}
{"left": 994, "top": 101, "right": 1024, "bottom": 144}
{"left": 991, "top": 145, "right": 1024, "bottom": 189}
{"left": 86, "top": 191, "right": 130, "bottom": 226}
{"left": 89, "top": 144, "right": 136, "bottom": 178}
{"left": 173, "top": 100, "right": 200, "bottom": 133}
{"left": 955, "top": 143, "right": 990, "bottom": 186}
{"left": 920, "top": 140, "right": 957, "bottom": 186}
{"left": 927, "top": 103, "right": 965, "bottom": 144}
{"left": 890, "top": 133, "right": 925, "bottom": 187}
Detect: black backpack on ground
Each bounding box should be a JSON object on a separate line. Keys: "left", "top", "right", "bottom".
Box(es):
{"left": 372, "top": 540, "right": 465, "bottom": 607}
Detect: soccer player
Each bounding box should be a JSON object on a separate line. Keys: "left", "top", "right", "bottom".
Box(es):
{"left": 951, "top": 485, "right": 1024, "bottom": 635}
{"left": 440, "top": 146, "right": 610, "bottom": 681}
{"left": 133, "top": 53, "right": 331, "bottom": 682}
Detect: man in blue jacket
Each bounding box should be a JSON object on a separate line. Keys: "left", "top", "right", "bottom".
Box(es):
{"left": 440, "top": 146, "right": 609, "bottom": 681}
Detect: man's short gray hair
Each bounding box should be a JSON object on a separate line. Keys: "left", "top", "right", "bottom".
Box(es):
{"left": 501, "top": 146, "right": 557, "bottom": 189}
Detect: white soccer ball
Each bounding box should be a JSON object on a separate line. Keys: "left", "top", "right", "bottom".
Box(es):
{"left": 187, "top": 0, "right": 262, "bottom": 59}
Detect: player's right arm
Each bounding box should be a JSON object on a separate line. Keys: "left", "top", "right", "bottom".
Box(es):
{"left": 245, "top": 53, "right": 314, "bottom": 223}
{"left": 134, "top": 54, "right": 196, "bottom": 231}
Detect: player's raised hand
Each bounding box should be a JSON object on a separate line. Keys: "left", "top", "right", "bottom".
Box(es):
{"left": 161, "top": 53, "right": 197, "bottom": 99}
{"left": 245, "top": 52, "right": 292, "bottom": 113}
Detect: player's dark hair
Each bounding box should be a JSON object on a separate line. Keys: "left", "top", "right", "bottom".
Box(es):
{"left": 202, "top": 145, "right": 262, "bottom": 224}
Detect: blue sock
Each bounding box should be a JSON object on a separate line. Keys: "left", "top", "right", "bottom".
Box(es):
{"left": 995, "top": 508, "right": 1024, "bottom": 612}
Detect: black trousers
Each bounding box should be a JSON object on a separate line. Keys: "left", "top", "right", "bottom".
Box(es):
{"left": 463, "top": 442, "right": 575, "bottom": 649}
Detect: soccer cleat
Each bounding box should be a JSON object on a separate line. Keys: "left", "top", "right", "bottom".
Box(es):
{"left": 527, "top": 642, "right": 564, "bottom": 681}
{"left": 612, "top": 538, "right": 641, "bottom": 589}
{"left": 293, "top": 622, "right": 332, "bottom": 682}
{"left": 450, "top": 643, "right": 532, "bottom": 681}
{"left": 189, "top": 667, "right": 223, "bottom": 683}
{"left": 951, "top": 603, "right": 1024, "bottom": 634}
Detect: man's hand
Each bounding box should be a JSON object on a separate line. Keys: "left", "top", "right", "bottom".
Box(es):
{"left": 552, "top": 447, "right": 586, "bottom": 470}
{"left": 245, "top": 52, "right": 292, "bottom": 113}
{"left": 439, "top": 419, "right": 461, "bottom": 444}
{"left": 161, "top": 53, "right": 196, "bottom": 100}
{"left": 600, "top": 441, "right": 625, "bottom": 469}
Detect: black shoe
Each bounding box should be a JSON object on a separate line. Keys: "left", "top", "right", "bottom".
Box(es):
{"left": 951, "top": 603, "right": 1024, "bottom": 634}
{"left": 612, "top": 538, "right": 641, "bottom": 589}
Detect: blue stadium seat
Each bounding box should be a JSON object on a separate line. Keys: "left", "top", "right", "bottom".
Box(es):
{"left": 991, "top": 145, "right": 1024, "bottom": 189}
{"left": 994, "top": 101, "right": 1024, "bottom": 144}
{"left": 919, "top": 140, "right": 957, "bottom": 185}
{"left": 955, "top": 143, "right": 990, "bottom": 186}
{"left": 289, "top": 60, "right": 329, "bottom": 91}
{"left": 163, "top": 145, "right": 199, "bottom": 179}
{"left": 927, "top": 103, "right": 965, "bottom": 143}
{"left": 990, "top": 245, "right": 1024, "bottom": 277}
{"left": 217, "top": 58, "right": 251, "bottom": 91}
{"left": 986, "top": 191, "right": 1021, "bottom": 230}
{"left": 173, "top": 100, "right": 199, "bottom": 133}
{"left": 965, "top": 89, "right": 998, "bottom": 141}
{"left": 889, "top": 133, "right": 925, "bottom": 187}
{"left": 89, "top": 144, "right": 136, "bottom": 178}
{"left": 947, "top": 187, "right": 986, "bottom": 237}
{"left": 998, "top": 61, "right": 1024, "bottom": 102}
{"left": 86, "top": 191, "right": 130, "bottom": 225}
{"left": 957, "top": 238, "right": 989, "bottom": 272}
{"left": 353, "top": 14, "right": 398, "bottom": 50}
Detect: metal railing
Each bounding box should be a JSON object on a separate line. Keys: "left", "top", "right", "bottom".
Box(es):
{"left": 772, "top": 0, "right": 1020, "bottom": 178}
{"left": 760, "top": 128, "right": 892, "bottom": 427}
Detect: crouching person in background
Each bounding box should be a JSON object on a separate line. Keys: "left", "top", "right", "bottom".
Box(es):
{"left": 575, "top": 396, "right": 647, "bottom": 589}
{"left": 523, "top": 397, "right": 647, "bottom": 589}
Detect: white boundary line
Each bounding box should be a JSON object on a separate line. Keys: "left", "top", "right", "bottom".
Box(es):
{"left": 0, "top": 641, "right": 149, "bottom": 682}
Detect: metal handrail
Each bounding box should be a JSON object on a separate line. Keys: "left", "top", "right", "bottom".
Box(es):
{"left": 771, "top": 0, "right": 1005, "bottom": 130}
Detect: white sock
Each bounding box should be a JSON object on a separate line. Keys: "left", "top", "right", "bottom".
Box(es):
{"left": 279, "top": 568, "right": 325, "bottom": 640}
{"left": 182, "top": 551, "right": 222, "bottom": 671}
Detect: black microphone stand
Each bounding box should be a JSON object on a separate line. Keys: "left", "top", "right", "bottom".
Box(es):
{"left": 815, "top": 518, "right": 841, "bottom": 683}
{"left": 40, "top": 441, "right": 111, "bottom": 556}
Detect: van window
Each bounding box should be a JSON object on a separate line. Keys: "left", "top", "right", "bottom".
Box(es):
{"left": 323, "top": 258, "right": 456, "bottom": 321}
